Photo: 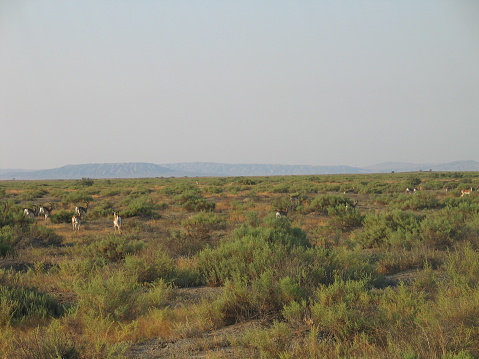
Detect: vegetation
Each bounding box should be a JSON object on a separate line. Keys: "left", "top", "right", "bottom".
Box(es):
{"left": 1, "top": 172, "right": 479, "bottom": 357}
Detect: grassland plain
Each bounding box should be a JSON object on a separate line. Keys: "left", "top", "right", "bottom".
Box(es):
{"left": 1, "top": 172, "right": 479, "bottom": 358}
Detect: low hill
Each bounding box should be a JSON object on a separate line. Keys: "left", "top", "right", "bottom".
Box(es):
{"left": 161, "top": 162, "right": 366, "bottom": 177}
{"left": 0, "top": 163, "right": 188, "bottom": 180}
{"left": 364, "top": 160, "right": 479, "bottom": 173}
{"left": 1, "top": 160, "right": 479, "bottom": 180}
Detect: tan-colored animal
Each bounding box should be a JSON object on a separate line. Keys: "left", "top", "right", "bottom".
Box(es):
{"left": 72, "top": 215, "right": 81, "bottom": 231}
{"left": 461, "top": 187, "right": 474, "bottom": 197}
{"left": 113, "top": 212, "right": 122, "bottom": 234}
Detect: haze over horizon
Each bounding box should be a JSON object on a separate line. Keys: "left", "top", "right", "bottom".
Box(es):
{"left": 2, "top": 1, "right": 479, "bottom": 170}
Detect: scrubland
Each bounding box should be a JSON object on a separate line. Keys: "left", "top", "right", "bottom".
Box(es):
{"left": 1, "top": 172, "right": 479, "bottom": 358}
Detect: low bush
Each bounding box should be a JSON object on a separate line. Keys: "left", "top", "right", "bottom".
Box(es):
{"left": 50, "top": 209, "right": 74, "bottom": 224}
{"left": 61, "top": 192, "right": 93, "bottom": 206}
{"left": 0, "top": 226, "right": 15, "bottom": 257}
{"left": 120, "top": 196, "right": 159, "bottom": 218}
{"left": 124, "top": 250, "right": 176, "bottom": 284}
{"left": 309, "top": 194, "right": 354, "bottom": 214}
{"left": 14, "top": 323, "right": 79, "bottom": 359}
{"left": 355, "top": 210, "right": 423, "bottom": 248}
{"left": 214, "top": 271, "right": 304, "bottom": 324}
{"left": 0, "top": 285, "right": 64, "bottom": 325}
{"left": 400, "top": 191, "right": 442, "bottom": 210}
{"left": 310, "top": 279, "right": 380, "bottom": 340}
{"left": 84, "top": 235, "right": 145, "bottom": 263}
{"left": 73, "top": 269, "right": 141, "bottom": 320}
{"left": 174, "top": 190, "right": 215, "bottom": 212}
{"left": 420, "top": 209, "right": 465, "bottom": 249}
{"left": 240, "top": 321, "right": 292, "bottom": 356}
{"left": 19, "top": 225, "right": 63, "bottom": 248}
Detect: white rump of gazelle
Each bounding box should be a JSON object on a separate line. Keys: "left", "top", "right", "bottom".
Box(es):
{"left": 113, "top": 212, "right": 122, "bottom": 233}
{"left": 72, "top": 215, "right": 81, "bottom": 231}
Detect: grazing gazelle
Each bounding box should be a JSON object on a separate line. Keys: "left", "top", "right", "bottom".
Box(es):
{"left": 38, "top": 203, "right": 53, "bottom": 221}
{"left": 290, "top": 194, "right": 301, "bottom": 206}
{"left": 345, "top": 200, "right": 359, "bottom": 211}
{"left": 276, "top": 209, "right": 288, "bottom": 219}
{"left": 75, "top": 202, "right": 89, "bottom": 219}
{"left": 113, "top": 212, "right": 122, "bottom": 234}
{"left": 461, "top": 187, "right": 474, "bottom": 197}
{"left": 71, "top": 214, "right": 81, "bottom": 231}
{"left": 23, "top": 205, "right": 37, "bottom": 219}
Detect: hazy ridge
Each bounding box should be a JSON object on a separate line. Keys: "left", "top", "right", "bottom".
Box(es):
{"left": 1, "top": 160, "right": 479, "bottom": 180}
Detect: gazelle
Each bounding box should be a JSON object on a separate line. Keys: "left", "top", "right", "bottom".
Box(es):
{"left": 405, "top": 188, "right": 418, "bottom": 195}
{"left": 461, "top": 187, "right": 474, "bottom": 197}
{"left": 23, "top": 205, "right": 37, "bottom": 219}
{"left": 71, "top": 214, "right": 81, "bottom": 231}
{"left": 276, "top": 209, "right": 288, "bottom": 219}
{"left": 290, "top": 194, "right": 301, "bottom": 206}
{"left": 345, "top": 200, "right": 359, "bottom": 211}
{"left": 75, "top": 202, "right": 89, "bottom": 219}
{"left": 113, "top": 212, "right": 122, "bottom": 233}
{"left": 38, "top": 203, "right": 53, "bottom": 221}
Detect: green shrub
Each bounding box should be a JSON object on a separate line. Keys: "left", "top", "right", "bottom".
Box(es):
{"left": 400, "top": 191, "right": 441, "bottom": 210}
{"left": 328, "top": 209, "right": 364, "bottom": 230}
{"left": 169, "top": 212, "right": 227, "bottom": 254}
{"left": 309, "top": 194, "right": 354, "bottom": 214}
{"left": 197, "top": 223, "right": 312, "bottom": 287}
{"left": 18, "top": 189, "right": 48, "bottom": 201}
{"left": 120, "top": 196, "right": 159, "bottom": 218}
{"left": 0, "top": 226, "right": 15, "bottom": 257}
{"left": 174, "top": 190, "right": 215, "bottom": 212}
{"left": 13, "top": 323, "right": 79, "bottom": 359}
{"left": 76, "top": 177, "right": 94, "bottom": 187}
{"left": 124, "top": 250, "right": 176, "bottom": 284}
{"left": 420, "top": 209, "right": 465, "bottom": 248}
{"left": 214, "top": 271, "right": 304, "bottom": 324}
{"left": 241, "top": 321, "right": 293, "bottom": 356}
{"left": 444, "top": 243, "right": 479, "bottom": 286}
{"left": 99, "top": 188, "right": 121, "bottom": 197}
{"left": 88, "top": 201, "right": 114, "bottom": 219}
{"left": 310, "top": 279, "right": 380, "bottom": 340}
{"left": 0, "top": 285, "right": 64, "bottom": 325}
{"left": 74, "top": 269, "right": 141, "bottom": 320}
{"left": 162, "top": 183, "right": 199, "bottom": 196}
{"left": 22, "top": 225, "right": 63, "bottom": 247}
{"left": 183, "top": 198, "right": 215, "bottom": 212}
{"left": 84, "top": 235, "right": 145, "bottom": 263}
{"left": 50, "top": 209, "right": 74, "bottom": 224}
{"left": 355, "top": 211, "right": 423, "bottom": 248}
{"left": 181, "top": 211, "right": 226, "bottom": 231}
{"left": 61, "top": 192, "right": 93, "bottom": 205}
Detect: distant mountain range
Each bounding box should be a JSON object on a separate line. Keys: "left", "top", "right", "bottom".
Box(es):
{"left": 1, "top": 160, "right": 479, "bottom": 180}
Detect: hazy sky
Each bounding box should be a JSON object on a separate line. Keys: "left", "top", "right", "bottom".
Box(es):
{"left": 1, "top": 1, "right": 479, "bottom": 170}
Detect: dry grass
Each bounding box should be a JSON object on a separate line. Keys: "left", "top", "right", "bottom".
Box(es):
{"left": 2, "top": 173, "right": 479, "bottom": 358}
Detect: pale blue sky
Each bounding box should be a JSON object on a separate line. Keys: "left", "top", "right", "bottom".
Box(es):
{"left": 1, "top": 1, "right": 479, "bottom": 169}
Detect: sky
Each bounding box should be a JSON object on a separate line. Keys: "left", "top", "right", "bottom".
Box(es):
{"left": 1, "top": 1, "right": 479, "bottom": 170}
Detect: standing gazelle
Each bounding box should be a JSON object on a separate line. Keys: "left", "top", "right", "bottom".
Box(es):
{"left": 72, "top": 214, "right": 81, "bottom": 231}
{"left": 75, "top": 202, "right": 89, "bottom": 219}
{"left": 113, "top": 212, "right": 122, "bottom": 234}
{"left": 461, "top": 187, "right": 474, "bottom": 197}
{"left": 38, "top": 203, "right": 53, "bottom": 221}
{"left": 23, "top": 205, "right": 37, "bottom": 219}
